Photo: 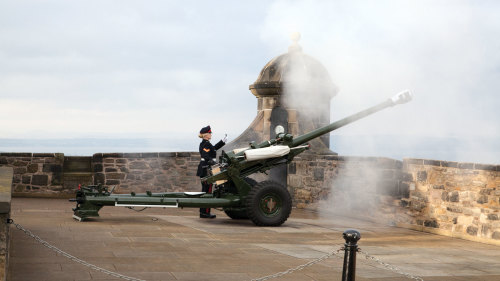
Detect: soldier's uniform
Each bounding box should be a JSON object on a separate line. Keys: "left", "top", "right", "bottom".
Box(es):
{"left": 197, "top": 125, "right": 225, "bottom": 218}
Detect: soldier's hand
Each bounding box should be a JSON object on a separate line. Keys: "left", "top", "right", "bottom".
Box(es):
{"left": 223, "top": 134, "right": 228, "bottom": 143}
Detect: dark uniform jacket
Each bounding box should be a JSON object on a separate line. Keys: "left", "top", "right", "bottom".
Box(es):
{"left": 196, "top": 139, "right": 225, "bottom": 177}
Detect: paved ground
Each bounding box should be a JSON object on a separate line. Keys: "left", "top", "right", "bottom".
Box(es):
{"left": 7, "top": 198, "right": 500, "bottom": 281}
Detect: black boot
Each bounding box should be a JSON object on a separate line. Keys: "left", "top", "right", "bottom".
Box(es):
{"left": 200, "top": 213, "right": 216, "bottom": 219}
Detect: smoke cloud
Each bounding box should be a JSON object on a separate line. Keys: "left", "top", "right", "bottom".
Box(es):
{"left": 260, "top": 0, "right": 500, "bottom": 164}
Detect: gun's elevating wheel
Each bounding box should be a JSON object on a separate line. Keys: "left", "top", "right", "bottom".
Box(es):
{"left": 246, "top": 180, "right": 292, "bottom": 226}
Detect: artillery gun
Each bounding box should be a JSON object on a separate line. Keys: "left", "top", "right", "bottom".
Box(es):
{"left": 71, "top": 90, "right": 412, "bottom": 226}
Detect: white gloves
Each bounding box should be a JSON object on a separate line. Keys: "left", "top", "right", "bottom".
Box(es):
{"left": 222, "top": 134, "right": 228, "bottom": 143}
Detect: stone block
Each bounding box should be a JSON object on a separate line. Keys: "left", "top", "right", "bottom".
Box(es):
{"left": 424, "top": 160, "right": 441, "bottom": 167}
{"left": 175, "top": 159, "right": 186, "bottom": 165}
{"left": 487, "top": 214, "right": 499, "bottom": 220}
{"left": 424, "top": 219, "right": 439, "bottom": 228}
{"left": 31, "top": 175, "right": 48, "bottom": 186}
{"left": 474, "top": 164, "right": 497, "bottom": 171}
{"left": 42, "top": 164, "right": 62, "bottom": 173}
{"left": 21, "top": 176, "right": 30, "bottom": 184}
{"left": 12, "top": 175, "right": 20, "bottom": 184}
{"left": 124, "top": 153, "right": 141, "bottom": 158}
{"left": 417, "top": 171, "right": 427, "bottom": 182}
{"left": 51, "top": 172, "right": 62, "bottom": 185}
{"left": 477, "top": 195, "right": 488, "bottom": 204}
{"left": 404, "top": 158, "right": 424, "bottom": 165}
{"left": 107, "top": 173, "right": 125, "bottom": 180}
{"left": 441, "top": 161, "right": 458, "bottom": 168}
{"left": 458, "top": 163, "right": 474, "bottom": 170}
{"left": 27, "top": 164, "right": 38, "bottom": 173}
{"left": 14, "top": 184, "right": 24, "bottom": 192}
{"left": 447, "top": 206, "right": 462, "bottom": 213}
{"left": 94, "top": 173, "right": 105, "bottom": 185}
{"left": 466, "top": 225, "right": 478, "bottom": 236}
{"left": 13, "top": 167, "right": 27, "bottom": 174}
{"left": 141, "top": 153, "right": 158, "bottom": 158}
{"left": 92, "top": 153, "right": 103, "bottom": 162}
{"left": 103, "top": 153, "right": 124, "bottom": 158}
{"left": 159, "top": 152, "right": 176, "bottom": 157}
{"left": 450, "top": 191, "right": 459, "bottom": 202}
{"left": 130, "top": 161, "right": 148, "bottom": 170}
{"left": 313, "top": 168, "right": 324, "bottom": 181}
{"left": 93, "top": 164, "right": 103, "bottom": 172}
{"left": 106, "top": 180, "right": 120, "bottom": 185}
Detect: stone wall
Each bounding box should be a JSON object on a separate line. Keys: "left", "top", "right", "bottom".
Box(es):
{"left": 92, "top": 152, "right": 201, "bottom": 194}
{"left": 0, "top": 152, "right": 202, "bottom": 197}
{"left": 2, "top": 150, "right": 500, "bottom": 245}
{"left": 288, "top": 154, "right": 407, "bottom": 216}
{"left": 0, "top": 167, "right": 13, "bottom": 281}
{"left": 400, "top": 159, "right": 500, "bottom": 245}
{"left": 0, "top": 153, "right": 65, "bottom": 197}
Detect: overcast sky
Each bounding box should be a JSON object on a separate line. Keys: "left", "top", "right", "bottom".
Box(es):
{"left": 1, "top": 1, "right": 499, "bottom": 162}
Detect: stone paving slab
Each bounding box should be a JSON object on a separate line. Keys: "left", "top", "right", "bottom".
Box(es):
{"left": 8, "top": 198, "right": 500, "bottom": 281}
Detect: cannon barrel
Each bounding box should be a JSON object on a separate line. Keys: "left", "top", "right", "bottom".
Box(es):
{"left": 291, "top": 90, "right": 412, "bottom": 147}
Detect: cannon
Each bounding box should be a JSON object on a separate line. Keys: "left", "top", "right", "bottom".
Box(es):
{"left": 71, "top": 90, "right": 412, "bottom": 226}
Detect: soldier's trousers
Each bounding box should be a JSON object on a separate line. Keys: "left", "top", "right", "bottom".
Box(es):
{"left": 200, "top": 182, "right": 212, "bottom": 214}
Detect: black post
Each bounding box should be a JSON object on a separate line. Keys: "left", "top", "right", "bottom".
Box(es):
{"left": 342, "top": 229, "right": 361, "bottom": 281}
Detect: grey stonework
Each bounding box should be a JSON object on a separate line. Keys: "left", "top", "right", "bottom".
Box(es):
{"left": 1, "top": 152, "right": 499, "bottom": 244}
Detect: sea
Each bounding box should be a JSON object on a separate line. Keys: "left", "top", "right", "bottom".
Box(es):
{"left": 0, "top": 135, "right": 498, "bottom": 165}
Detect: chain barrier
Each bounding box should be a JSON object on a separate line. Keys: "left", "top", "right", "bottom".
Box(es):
{"left": 7, "top": 219, "right": 146, "bottom": 281}
{"left": 358, "top": 249, "right": 424, "bottom": 281}
{"left": 7, "top": 218, "right": 424, "bottom": 281}
{"left": 250, "top": 246, "right": 344, "bottom": 281}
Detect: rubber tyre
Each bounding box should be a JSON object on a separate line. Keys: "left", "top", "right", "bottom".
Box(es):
{"left": 222, "top": 178, "right": 257, "bottom": 220}
{"left": 246, "top": 180, "right": 292, "bottom": 226}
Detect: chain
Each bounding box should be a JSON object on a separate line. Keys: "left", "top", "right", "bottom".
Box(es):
{"left": 358, "top": 249, "right": 424, "bottom": 281}
{"left": 7, "top": 219, "right": 146, "bottom": 281}
{"left": 126, "top": 206, "right": 149, "bottom": 212}
{"left": 250, "top": 246, "right": 344, "bottom": 281}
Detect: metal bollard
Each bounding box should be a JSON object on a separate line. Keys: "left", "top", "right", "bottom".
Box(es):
{"left": 342, "top": 229, "right": 361, "bottom": 281}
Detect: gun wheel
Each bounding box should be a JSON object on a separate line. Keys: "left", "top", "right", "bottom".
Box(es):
{"left": 246, "top": 180, "right": 292, "bottom": 226}
{"left": 222, "top": 178, "right": 257, "bottom": 220}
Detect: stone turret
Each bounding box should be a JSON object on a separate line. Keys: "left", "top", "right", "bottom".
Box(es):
{"left": 226, "top": 33, "right": 338, "bottom": 154}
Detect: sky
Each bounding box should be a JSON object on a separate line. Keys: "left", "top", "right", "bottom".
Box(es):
{"left": 0, "top": 0, "right": 499, "bottom": 163}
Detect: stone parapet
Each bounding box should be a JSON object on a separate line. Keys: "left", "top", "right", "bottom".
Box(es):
{"left": 92, "top": 152, "right": 201, "bottom": 193}
{"left": 0, "top": 167, "right": 13, "bottom": 281}
{"left": 0, "top": 153, "right": 65, "bottom": 197}
{"left": 402, "top": 158, "right": 500, "bottom": 245}
{"left": 288, "top": 155, "right": 405, "bottom": 211}
{"left": 2, "top": 151, "right": 499, "bottom": 245}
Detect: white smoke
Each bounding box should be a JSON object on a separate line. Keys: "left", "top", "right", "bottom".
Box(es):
{"left": 260, "top": 0, "right": 500, "bottom": 164}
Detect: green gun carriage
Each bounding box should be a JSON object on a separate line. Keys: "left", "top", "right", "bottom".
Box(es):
{"left": 71, "top": 91, "right": 412, "bottom": 226}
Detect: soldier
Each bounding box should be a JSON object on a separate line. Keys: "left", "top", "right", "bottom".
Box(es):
{"left": 197, "top": 125, "right": 227, "bottom": 218}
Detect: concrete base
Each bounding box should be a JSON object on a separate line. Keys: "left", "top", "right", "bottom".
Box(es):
{"left": 7, "top": 197, "right": 500, "bottom": 281}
